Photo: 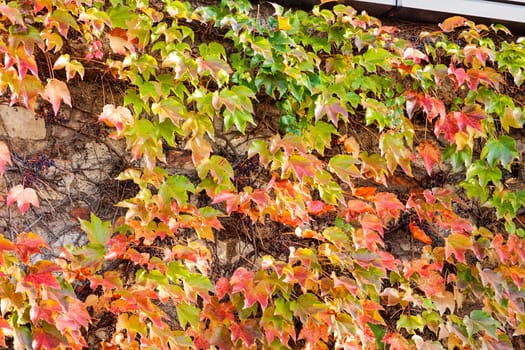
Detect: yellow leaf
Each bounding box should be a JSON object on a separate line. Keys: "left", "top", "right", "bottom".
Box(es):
{"left": 277, "top": 16, "right": 292, "bottom": 31}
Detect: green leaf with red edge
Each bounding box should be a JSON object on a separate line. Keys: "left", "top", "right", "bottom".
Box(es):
{"left": 176, "top": 301, "right": 201, "bottom": 330}
{"left": 23, "top": 260, "right": 61, "bottom": 289}
{"left": 6, "top": 185, "right": 39, "bottom": 215}
{"left": 379, "top": 131, "right": 413, "bottom": 176}
{"left": 0, "top": 141, "right": 12, "bottom": 177}
{"left": 445, "top": 233, "right": 473, "bottom": 263}
{"left": 42, "top": 78, "right": 71, "bottom": 115}
{"left": 416, "top": 140, "right": 441, "bottom": 175}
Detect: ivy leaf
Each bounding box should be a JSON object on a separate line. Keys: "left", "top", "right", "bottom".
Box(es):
{"left": 15, "top": 232, "right": 49, "bottom": 263}
{"left": 328, "top": 154, "right": 361, "bottom": 185}
{"left": 0, "top": 3, "right": 25, "bottom": 27}
{"left": 32, "top": 326, "right": 64, "bottom": 350}
{"left": 0, "top": 141, "right": 12, "bottom": 176}
{"left": 42, "top": 79, "right": 71, "bottom": 115}
{"left": 501, "top": 107, "right": 524, "bottom": 132}
{"left": 445, "top": 233, "right": 473, "bottom": 263}
{"left": 159, "top": 175, "right": 195, "bottom": 206}
{"left": 397, "top": 314, "right": 425, "bottom": 334}
{"left": 409, "top": 222, "right": 432, "bottom": 245}
{"left": 98, "top": 104, "right": 134, "bottom": 137}
{"left": 6, "top": 185, "right": 39, "bottom": 215}
{"left": 53, "top": 54, "right": 84, "bottom": 81}
{"left": 23, "top": 261, "right": 61, "bottom": 289}
{"left": 176, "top": 302, "right": 201, "bottom": 330}
{"left": 439, "top": 16, "right": 469, "bottom": 32}
{"left": 481, "top": 136, "right": 519, "bottom": 170}
{"left": 379, "top": 131, "right": 413, "bottom": 176}
{"left": 79, "top": 213, "right": 112, "bottom": 246}
{"left": 403, "top": 47, "right": 428, "bottom": 64}
{"left": 416, "top": 140, "right": 441, "bottom": 175}
{"left": 374, "top": 192, "right": 404, "bottom": 221}
{"left": 306, "top": 121, "right": 338, "bottom": 156}
{"left": 466, "top": 160, "right": 502, "bottom": 187}
{"left": 464, "top": 310, "right": 500, "bottom": 339}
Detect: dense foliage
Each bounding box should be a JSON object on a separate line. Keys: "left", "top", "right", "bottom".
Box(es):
{"left": 0, "top": 0, "right": 525, "bottom": 348}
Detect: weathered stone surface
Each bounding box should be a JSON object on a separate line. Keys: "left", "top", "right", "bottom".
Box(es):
{"left": 0, "top": 105, "right": 46, "bottom": 140}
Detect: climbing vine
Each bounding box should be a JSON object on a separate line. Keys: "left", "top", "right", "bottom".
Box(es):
{"left": 0, "top": 0, "right": 525, "bottom": 348}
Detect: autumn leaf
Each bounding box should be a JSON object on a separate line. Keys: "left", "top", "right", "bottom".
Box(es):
{"left": 439, "top": 16, "right": 469, "bottom": 32}
{"left": 0, "top": 3, "right": 25, "bottom": 27}
{"left": 42, "top": 79, "right": 71, "bottom": 115}
{"left": 416, "top": 140, "right": 441, "bottom": 175}
{"left": 409, "top": 221, "right": 432, "bottom": 245}
{"left": 403, "top": 47, "right": 428, "bottom": 64}
{"left": 0, "top": 141, "right": 12, "bottom": 176}
{"left": 445, "top": 233, "right": 473, "bottom": 263}
{"left": 23, "top": 260, "right": 61, "bottom": 289}
{"left": 7, "top": 185, "right": 39, "bottom": 214}
{"left": 98, "top": 104, "right": 134, "bottom": 137}
{"left": 374, "top": 192, "right": 404, "bottom": 221}
{"left": 15, "top": 232, "right": 49, "bottom": 263}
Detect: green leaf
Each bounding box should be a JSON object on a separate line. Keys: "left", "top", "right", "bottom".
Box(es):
{"left": 159, "top": 175, "right": 195, "bottom": 206}
{"left": 465, "top": 160, "right": 502, "bottom": 187}
{"left": 80, "top": 213, "right": 112, "bottom": 245}
{"left": 328, "top": 154, "right": 361, "bottom": 185}
{"left": 305, "top": 121, "right": 339, "bottom": 155}
{"left": 176, "top": 302, "right": 201, "bottom": 330}
{"left": 481, "top": 135, "right": 519, "bottom": 170}
{"left": 108, "top": 5, "right": 135, "bottom": 28}
{"left": 397, "top": 314, "right": 425, "bottom": 334}
{"left": 464, "top": 310, "right": 500, "bottom": 339}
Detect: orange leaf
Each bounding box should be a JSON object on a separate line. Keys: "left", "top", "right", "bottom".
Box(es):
{"left": 439, "top": 16, "right": 468, "bottom": 32}
{"left": 409, "top": 222, "right": 432, "bottom": 245}
{"left": 416, "top": 140, "right": 441, "bottom": 175}
{"left": 7, "top": 185, "right": 39, "bottom": 214}
{"left": 42, "top": 78, "right": 71, "bottom": 115}
{"left": 352, "top": 186, "right": 376, "bottom": 200}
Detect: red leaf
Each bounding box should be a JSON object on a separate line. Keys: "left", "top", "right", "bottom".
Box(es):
{"left": 215, "top": 277, "right": 231, "bottom": 299}
{"left": 231, "top": 320, "right": 262, "bottom": 346}
{"left": 15, "top": 232, "right": 49, "bottom": 263}
{"left": 6, "top": 185, "right": 39, "bottom": 214}
{"left": 456, "top": 105, "right": 486, "bottom": 132}
{"left": 32, "top": 327, "right": 63, "bottom": 350}
{"left": 212, "top": 191, "right": 239, "bottom": 214}
{"left": 0, "top": 142, "right": 12, "bottom": 177}
{"left": 439, "top": 16, "right": 469, "bottom": 32}
{"left": 374, "top": 192, "right": 404, "bottom": 221}
{"left": 42, "top": 79, "right": 71, "bottom": 115}
{"left": 55, "top": 297, "right": 90, "bottom": 332}
{"left": 416, "top": 140, "right": 441, "bottom": 175}
{"left": 98, "top": 104, "right": 134, "bottom": 137}
{"left": 23, "top": 260, "right": 61, "bottom": 289}
{"left": 409, "top": 221, "right": 432, "bottom": 245}
{"left": 306, "top": 200, "right": 334, "bottom": 215}
{"left": 434, "top": 112, "right": 460, "bottom": 143}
